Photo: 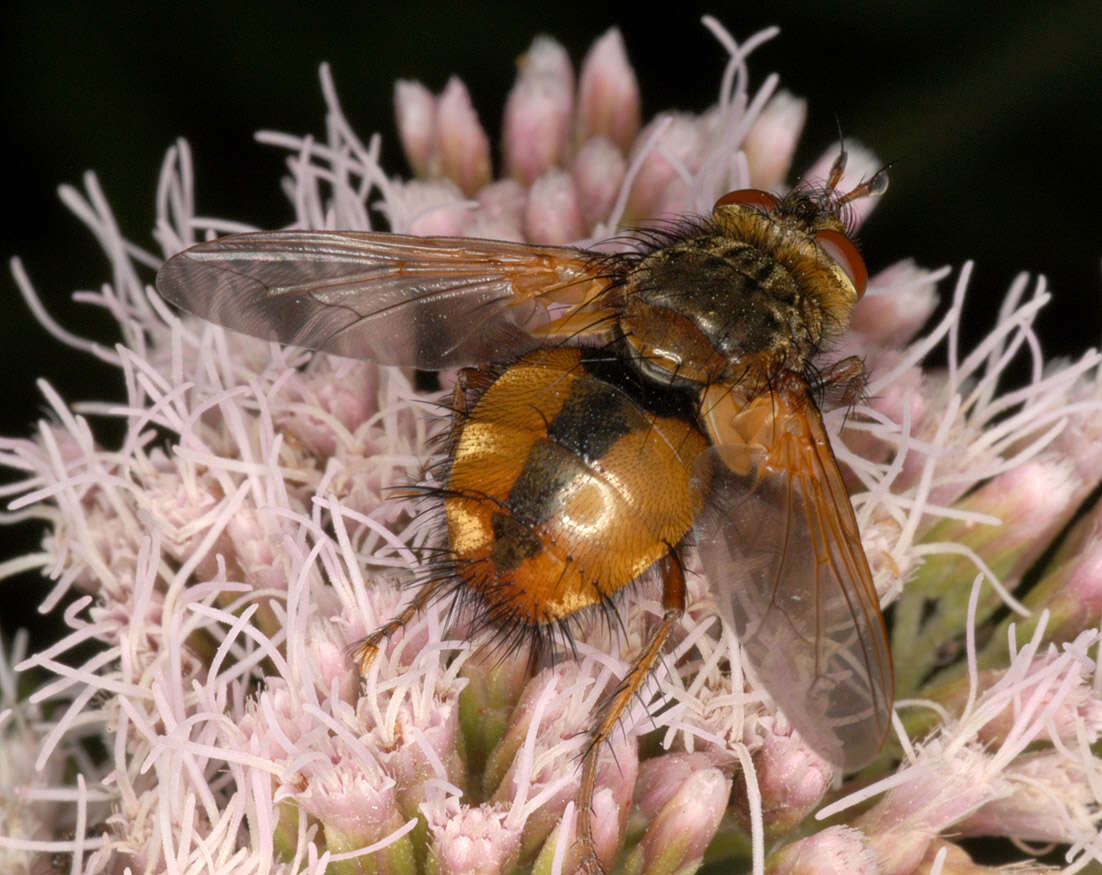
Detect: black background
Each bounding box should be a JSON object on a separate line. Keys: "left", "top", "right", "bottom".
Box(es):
{"left": 3, "top": 1, "right": 1100, "bottom": 671}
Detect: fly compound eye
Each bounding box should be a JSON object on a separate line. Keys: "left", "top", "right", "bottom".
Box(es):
{"left": 814, "top": 228, "right": 868, "bottom": 298}
{"left": 713, "top": 189, "right": 779, "bottom": 212}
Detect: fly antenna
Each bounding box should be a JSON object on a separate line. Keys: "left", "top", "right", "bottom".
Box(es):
{"left": 839, "top": 162, "right": 893, "bottom": 204}
{"left": 826, "top": 117, "right": 848, "bottom": 192}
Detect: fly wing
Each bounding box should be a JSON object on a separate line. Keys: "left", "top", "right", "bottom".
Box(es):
{"left": 694, "top": 389, "right": 893, "bottom": 770}
{"left": 155, "top": 230, "right": 618, "bottom": 369}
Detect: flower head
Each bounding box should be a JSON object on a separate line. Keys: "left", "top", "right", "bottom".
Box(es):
{"left": 4, "top": 17, "right": 1102, "bottom": 875}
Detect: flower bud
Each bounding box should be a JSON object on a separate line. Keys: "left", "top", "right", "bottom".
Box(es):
{"left": 503, "top": 36, "right": 574, "bottom": 184}
{"left": 437, "top": 77, "right": 492, "bottom": 195}
{"left": 394, "top": 79, "right": 437, "bottom": 177}
{"left": 742, "top": 90, "right": 806, "bottom": 191}
{"left": 575, "top": 28, "right": 640, "bottom": 152}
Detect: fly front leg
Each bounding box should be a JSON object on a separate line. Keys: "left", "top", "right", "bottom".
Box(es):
{"left": 819, "top": 355, "right": 867, "bottom": 410}
{"left": 574, "top": 552, "right": 686, "bottom": 874}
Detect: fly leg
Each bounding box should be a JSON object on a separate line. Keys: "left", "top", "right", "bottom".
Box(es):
{"left": 446, "top": 366, "right": 493, "bottom": 445}
{"left": 349, "top": 576, "right": 453, "bottom": 673}
{"left": 351, "top": 368, "right": 485, "bottom": 674}
{"left": 575, "top": 552, "right": 686, "bottom": 874}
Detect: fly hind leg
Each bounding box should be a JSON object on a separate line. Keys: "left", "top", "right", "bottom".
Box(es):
{"left": 574, "top": 552, "right": 686, "bottom": 874}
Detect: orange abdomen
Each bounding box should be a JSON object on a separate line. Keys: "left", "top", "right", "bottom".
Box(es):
{"left": 444, "top": 347, "right": 708, "bottom": 629}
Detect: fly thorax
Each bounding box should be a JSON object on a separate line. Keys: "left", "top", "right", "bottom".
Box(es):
{"left": 619, "top": 231, "right": 825, "bottom": 388}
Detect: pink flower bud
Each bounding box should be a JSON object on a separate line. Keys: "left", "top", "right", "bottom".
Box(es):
{"left": 437, "top": 77, "right": 492, "bottom": 195}
{"left": 624, "top": 113, "right": 707, "bottom": 221}
{"left": 388, "top": 177, "right": 470, "bottom": 237}
{"left": 736, "top": 713, "right": 834, "bottom": 839}
{"left": 632, "top": 751, "right": 719, "bottom": 821}
{"left": 575, "top": 28, "right": 641, "bottom": 152}
{"left": 571, "top": 135, "right": 626, "bottom": 227}
{"left": 742, "top": 90, "right": 806, "bottom": 190}
{"left": 767, "top": 825, "right": 880, "bottom": 874}
{"left": 956, "top": 751, "right": 1098, "bottom": 845}
{"left": 849, "top": 260, "right": 941, "bottom": 348}
{"left": 524, "top": 168, "right": 586, "bottom": 244}
{"left": 631, "top": 766, "right": 731, "bottom": 874}
{"left": 858, "top": 745, "right": 1006, "bottom": 874}
{"left": 487, "top": 662, "right": 637, "bottom": 861}
{"left": 922, "top": 455, "right": 1084, "bottom": 595}
{"left": 374, "top": 693, "right": 467, "bottom": 821}
{"left": 394, "top": 79, "right": 437, "bottom": 177}
{"left": 424, "top": 797, "right": 522, "bottom": 874}
{"left": 464, "top": 178, "right": 527, "bottom": 241}
{"left": 1038, "top": 507, "right": 1102, "bottom": 639}
{"left": 503, "top": 36, "right": 574, "bottom": 185}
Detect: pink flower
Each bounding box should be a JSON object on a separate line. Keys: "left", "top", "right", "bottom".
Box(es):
{"left": 4, "top": 16, "right": 1102, "bottom": 875}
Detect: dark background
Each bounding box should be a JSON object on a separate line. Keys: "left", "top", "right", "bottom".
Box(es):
{"left": 2, "top": 2, "right": 1100, "bottom": 653}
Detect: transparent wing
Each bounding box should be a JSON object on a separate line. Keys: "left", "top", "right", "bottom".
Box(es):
{"left": 155, "top": 230, "right": 617, "bottom": 369}
{"left": 694, "top": 389, "right": 892, "bottom": 770}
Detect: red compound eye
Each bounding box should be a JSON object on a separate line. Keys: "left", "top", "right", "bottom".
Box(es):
{"left": 713, "top": 189, "right": 779, "bottom": 211}
{"left": 814, "top": 228, "right": 868, "bottom": 297}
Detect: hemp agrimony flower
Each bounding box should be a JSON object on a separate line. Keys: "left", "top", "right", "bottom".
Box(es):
{"left": 3, "top": 17, "right": 1102, "bottom": 875}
